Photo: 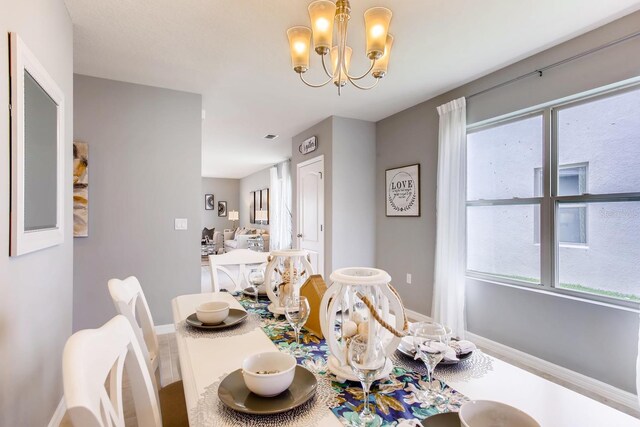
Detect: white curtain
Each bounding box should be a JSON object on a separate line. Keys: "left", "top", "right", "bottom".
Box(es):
{"left": 432, "top": 97, "right": 467, "bottom": 338}
{"left": 637, "top": 317, "right": 640, "bottom": 405}
{"left": 269, "top": 161, "right": 292, "bottom": 251}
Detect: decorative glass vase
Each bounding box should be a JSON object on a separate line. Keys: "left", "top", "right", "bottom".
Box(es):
{"left": 264, "top": 249, "right": 314, "bottom": 315}
{"left": 319, "top": 267, "right": 405, "bottom": 381}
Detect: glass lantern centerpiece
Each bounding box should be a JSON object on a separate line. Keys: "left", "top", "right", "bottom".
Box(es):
{"left": 264, "top": 249, "right": 314, "bottom": 316}
{"left": 320, "top": 267, "right": 406, "bottom": 381}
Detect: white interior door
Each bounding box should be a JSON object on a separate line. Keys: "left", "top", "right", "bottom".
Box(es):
{"left": 297, "top": 156, "right": 324, "bottom": 276}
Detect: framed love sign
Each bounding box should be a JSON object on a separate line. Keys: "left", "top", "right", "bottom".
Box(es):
{"left": 385, "top": 164, "right": 420, "bottom": 217}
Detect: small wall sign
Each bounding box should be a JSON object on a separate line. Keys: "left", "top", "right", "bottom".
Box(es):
{"left": 299, "top": 136, "right": 318, "bottom": 155}
{"left": 385, "top": 164, "right": 420, "bottom": 217}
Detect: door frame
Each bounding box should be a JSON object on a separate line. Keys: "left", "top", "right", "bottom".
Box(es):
{"left": 296, "top": 155, "right": 325, "bottom": 276}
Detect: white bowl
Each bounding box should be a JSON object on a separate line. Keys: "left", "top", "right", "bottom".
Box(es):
{"left": 196, "top": 301, "right": 229, "bottom": 325}
{"left": 242, "top": 352, "right": 296, "bottom": 397}
{"left": 460, "top": 400, "right": 540, "bottom": 427}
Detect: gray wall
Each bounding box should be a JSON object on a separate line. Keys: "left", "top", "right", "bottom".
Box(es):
{"left": 292, "top": 117, "right": 333, "bottom": 277}
{"left": 239, "top": 167, "right": 271, "bottom": 231}
{"left": 292, "top": 116, "right": 376, "bottom": 279}
{"left": 73, "top": 75, "right": 202, "bottom": 329}
{"left": 201, "top": 178, "right": 240, "bottom": 232}
{"left": 376, "top": 10, "right": 640, "bottom": 392}
{"left": 332, "top": 117, "right": 376, "bottom": 270}
{"left": 0, "top": 0, "right": 74, "bottom": 425}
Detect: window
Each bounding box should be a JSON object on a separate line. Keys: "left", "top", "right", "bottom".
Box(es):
{"left": 466, "top": 114, "right": 543, "bottom": 284}
{"left": 467, "top": 83, "right": 640, "bottom": 305}
{"left": 534, "top": 164, "right": 587, "bottom": 245}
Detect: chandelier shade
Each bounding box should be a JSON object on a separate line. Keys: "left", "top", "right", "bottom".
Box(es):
{"left": 287, "top": 26, "right": 312, "bottom": 73}
{"left": 331, "top": 46, "right": 352, "bottom": 86}
{"left": 372, "top": 34, "right": 394, "bottom": 78}
{"left": 308, "top": 0, "right": 336, "bottom": 54}
{"left": 287, "top": 0, "right": 394, "bottom": 95}
{"left": 363, "top": 7, "right": 392, "bottom": 59}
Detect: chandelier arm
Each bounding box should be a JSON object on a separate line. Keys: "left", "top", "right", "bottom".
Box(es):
{"left": 346, "top": 59, "right": 377, "bottom": 81}
{"left": 299, "top": 72, "right": 333, "bottom": 88}
{"left": 320, "top": 54, "right": 334, "bottom": 79}
{"left": 347, "top": 75, "right": 381, "bottom": 90}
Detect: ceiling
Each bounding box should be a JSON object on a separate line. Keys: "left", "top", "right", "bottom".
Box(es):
{"left": 65, "top": 0, "right": 640, "bottom": 179}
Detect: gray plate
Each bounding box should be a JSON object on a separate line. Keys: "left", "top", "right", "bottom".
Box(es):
{"left": 242, "top": 287, "right": 269, "bottom": 298}
{"left": 397, "top": 343, "right": 472, "bottom": 365}
{"left": 421, "top": 412, "right": 461, "bottom": 426}
{"left": 218, "top": 366, "right": 317, "bottom": 415}
{"left": 185, "top": 309, "right": 248, "bottom": 329}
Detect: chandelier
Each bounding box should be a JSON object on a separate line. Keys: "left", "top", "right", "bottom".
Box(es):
{"left": 287, "top": 0, "right": 393, "bottom": 95}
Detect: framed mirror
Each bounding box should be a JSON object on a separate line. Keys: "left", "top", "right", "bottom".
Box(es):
{"left": 10, "top": 33, "right": 65, "bottom": 256}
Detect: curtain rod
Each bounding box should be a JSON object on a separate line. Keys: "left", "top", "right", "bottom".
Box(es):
{"left": 466, "top": 29, "right": 640, "bottom": 100}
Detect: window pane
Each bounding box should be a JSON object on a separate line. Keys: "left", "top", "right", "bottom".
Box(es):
{"left": 558, "top": 201, "right": 640, "bottom": 302}
{"left": 557, "top": 87, "right": 640, "bottom": 195}
{"left": 467, "top": 204, "right": 540, "bottom": 283}
{"left": 557, "top": 205, "right": 586, "bottom": 244}
{"left": 467, "top": 115, "right": 543, "bottom": 200}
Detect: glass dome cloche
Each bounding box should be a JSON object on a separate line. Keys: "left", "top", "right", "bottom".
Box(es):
{"left": 319, "top": 267, "right": 407, "bottom": 382}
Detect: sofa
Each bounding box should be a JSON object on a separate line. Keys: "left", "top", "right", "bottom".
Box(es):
{"left": 224, "top": 227, "right": 269, "bottom": 252}
{"left": 201, "top": 228, "right": 224, "bottom": 258}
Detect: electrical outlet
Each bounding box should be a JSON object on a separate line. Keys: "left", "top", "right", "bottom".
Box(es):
{"left": 406, "top": 273, "right": 412, "bottom": 285}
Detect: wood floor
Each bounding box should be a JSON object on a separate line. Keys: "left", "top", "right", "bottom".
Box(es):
{"left": 60, "top": 332, "right": 638, "bottom": 425}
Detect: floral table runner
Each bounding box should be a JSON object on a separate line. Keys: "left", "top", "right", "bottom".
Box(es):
{"left": 236, "top": 294, "right": 469, "bottom": 426}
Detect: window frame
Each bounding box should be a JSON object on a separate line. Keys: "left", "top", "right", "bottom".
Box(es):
{"left": 466, "top": 79, "right": 640, "bottom": 309}
{"left": 534, "top": 163, "right": 589, "bottom": 247}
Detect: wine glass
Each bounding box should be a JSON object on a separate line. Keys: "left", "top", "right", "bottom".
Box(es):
{"left": 284, "top": 296, "right": 310, "bottom": 357}
{"left": 348, "top": 334, "right": 387, "bottom": 426}
{"left": 247, "top": 268, "right": 264, "bottom": 308}
{"left": 412, "top": 322, "right": 448, "bottom": 401}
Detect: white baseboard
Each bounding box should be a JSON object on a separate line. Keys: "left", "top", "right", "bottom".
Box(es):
{"left": 48, "top": 397, "right": 66, "bottom": 427}
{"left": 155, "top": 323, "right": 176, "bottom": 335}
{"left": 404, "top": 308, "right": 432, "bottom": 323}
{"left": 466, "top": 331, "right": 640, "bottom": 412}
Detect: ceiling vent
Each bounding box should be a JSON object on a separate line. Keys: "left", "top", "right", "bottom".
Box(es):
{"left": 263, "top": 134, "right": 279, "bottom": 140}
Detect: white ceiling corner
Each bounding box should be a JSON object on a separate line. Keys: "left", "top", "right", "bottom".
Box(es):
{"left": 64, "top": 0, "right": 640, "bottom": 179}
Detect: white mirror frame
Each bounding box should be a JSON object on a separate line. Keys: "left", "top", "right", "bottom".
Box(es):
{"left": 9, "top": 33, "right": 65, "bottom": 256}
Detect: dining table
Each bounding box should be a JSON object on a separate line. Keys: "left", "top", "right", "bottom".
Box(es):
{"left": 172, "top": 291, "right": 640, "bottom": 426}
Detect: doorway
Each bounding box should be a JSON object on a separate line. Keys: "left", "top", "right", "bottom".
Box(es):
{"left": 296, "top": 156, "right": 325, "bottom": 276}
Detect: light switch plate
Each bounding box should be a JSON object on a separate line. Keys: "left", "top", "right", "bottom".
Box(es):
{"left": 174, "top": 218, "right": 188, "bottom": 230}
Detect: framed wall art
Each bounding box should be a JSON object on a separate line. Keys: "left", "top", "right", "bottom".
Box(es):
{"left": 218, "top": 201, "right": 227, "bottom": 217}
{"left": 73, "top": 141, "right": 89, "bottom": 237}
{"left": 385, "top": 164, "right": 420, "bottom": 217}
{"left": 205, "top": 194, "right": 214, "bottom": 210}
{"left": 249, "top": 191, "right": 256, "bottom": 223}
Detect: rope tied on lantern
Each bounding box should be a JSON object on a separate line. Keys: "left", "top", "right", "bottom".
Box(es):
{"left": 356, "top": 283, "right": 409, "bottom": 338}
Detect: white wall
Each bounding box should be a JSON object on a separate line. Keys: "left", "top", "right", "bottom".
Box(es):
{"left": 201, "top": 177, "right": 240, "bottom": 232}
{"left": 0, "top": 1, "right": 74, "bottom": 425}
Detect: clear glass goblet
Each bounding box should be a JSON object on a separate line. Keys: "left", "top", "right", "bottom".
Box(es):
{"left": 412, "top": 321, "right": 448, "bottom": 402}
{"left": 247, "top": 268, "right": 264, "bottom": 308}
{"left": 284, "top": 296, "right": 310, "bottom": 357}
{"left": 348, "top": 334, "right": 387, "bottom": 426}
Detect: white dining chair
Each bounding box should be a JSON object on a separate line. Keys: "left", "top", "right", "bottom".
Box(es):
{"left": 108, "top": 276, "right": 160, "bottom": 379}
{"left": 208, "top": 248, "right": 269, "bottom": 292}
{"left": 63, "top": 315, "right": 188, "bottom": 427}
